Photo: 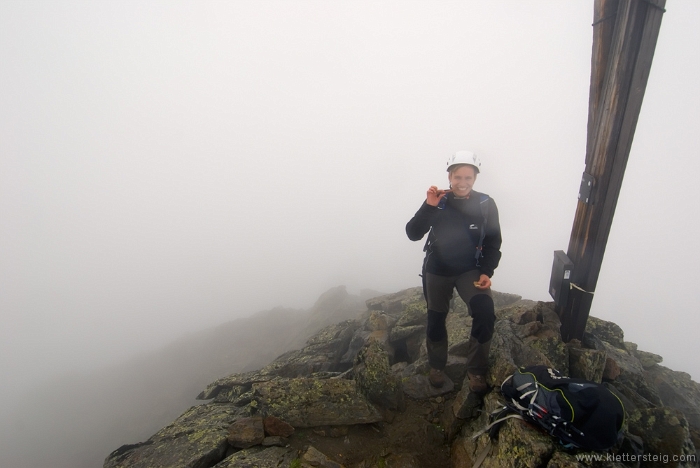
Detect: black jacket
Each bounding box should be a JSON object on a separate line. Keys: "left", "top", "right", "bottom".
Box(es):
{"left": 406, "top": 190, "right": 502, "bottom": 277}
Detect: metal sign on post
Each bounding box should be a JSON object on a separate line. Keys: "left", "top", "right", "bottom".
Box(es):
{"left": 550, "top": 251, "right": 574, "bottom": 308}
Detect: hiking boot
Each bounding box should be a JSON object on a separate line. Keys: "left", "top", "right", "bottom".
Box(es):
{"left": 468, "top": 372, "right": 488, "bottom": 394}
{"left": 429, "top": 368, "right": 445, "bottom": 388}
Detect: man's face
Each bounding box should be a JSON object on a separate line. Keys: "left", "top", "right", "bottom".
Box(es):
{"left": 448, "top": 165, "right": 477, "bottom": 197}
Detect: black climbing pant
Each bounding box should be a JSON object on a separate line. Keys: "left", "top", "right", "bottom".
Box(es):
{"left": 424, "top": 270, "right": 495, "bottom": 375}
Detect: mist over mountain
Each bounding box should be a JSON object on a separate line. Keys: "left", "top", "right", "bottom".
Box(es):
{"left": 1, "top": 2, "right": 699, "bottom": 467}
{"left": 0, "top": 286, "right": 380, "bottom": 468}
{"left": 99, "top": 287, "right": 700, "bottom": 468}
{"left": 2, "top": 284, "right": 698, "bottom": 468}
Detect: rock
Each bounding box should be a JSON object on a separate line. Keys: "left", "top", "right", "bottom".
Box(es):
{"left": 492, "top": 291, "right": 523, "bottom": 309}
{"left": 231, "top": 390, "right": 255, "bottom": 407}
{"left": 460, "top": 413, "right": 555, "bottom": 468}
{"left": 607, "top": 379, "right": 657, "bottom": 427}
{"left": 628, "top": 407, "right": 696, "bottom": 464}
{"left": 367, "top": 330, "right": 393, "bottom": 354}
{"left": 266, "top": 321, "right": 359, "bottom": 377}
{"left": 365, "top": 287, "right": 423, "bottom": 315}
{"left": 449, "top": 437, "right": 476, "bottom": 468}
{"left": 366, "top": 311, "right": 395, "bottom": 331}
{"left": 213, "top": 446, "right": 297, "bottom": 467}
{"left": 402, "top": 332, "right": 425, "bottom": 363}
{"left": 585, "top": 316, "right": 626, "bottom": 349}
{"left": 582, "top": 331, "right": 607, "bottom": 351}
{"left": 200, "top": 320, "right": 361, "bottom": 401}
{"left": 402, "top": 373, "right": 454, "bottom": 399}
{"left": 625, "top": 341, "right": 639, "bottom": 352}
{"left": 448, "top": 339, "right": 471, "bottom": 357}
{"left": 545, "top": 451, "right": 588, "bottom": 467}
{"left": 494, "top": 300, "right": 539, "bottom": 321}
{"left": 441, "top": 404, "right": 464, "bottom": 444}
{"left": 197, "top": 370, "right": 276, "bottom": 401}
{"left": 263, "top": 415, "right": 295, "bottom": 438}
{"left": 340, "top": 310, "right": 397, "bottom": 367}
{"left": 311, "top": 425, "right": 348, "bottom": 437}
{"left": 510, "top": 308, "right": 539, "bottom": 325}
{"left": 602, "top": 342, "right": 662, "bottom": 405}
{"left": 645, "top": 365, "right": 700, "bottom": 430}
{"left": 340, "top": 329, "right": 372, "bottom": 366}
{"left": 353, "top": 340, "right": 404, "bottom": 411}
{"left": 399, "top": 357, "right": 430, "bottom": 379}
{"left": 395, "top": 302, "right": 426, "bottom": 327}
{"left": 615, "top": 431, "right": 645, "bottom": 467}
{"left": 444, "top": 308, "right": 473, "bottom": 347}
{"left": 261, "top": 436, "right": 287, "bottom": 447}
{"left": 227, "top": 416, "right": 265, "bottom": 448}
{"left": 568, "top": 346, "right": 606, "bottom": 382}
{"left": 389, "top": 325, "right": 424, "bottom": 343}
{"left": 384, "top": 453, "right": 422, "bottom": 467}
{"left": 603, "top": 357, "right": 621, "bottom": 381}
{"left": 444, "top": 355, "right": 468, "bottom": 389}
{"left": 211, "top": 385, "right": 247, "bottom": 404}
{"left": 452, "top": 385, "right": 485, "bottom": 420}
{"left": 634, "top": 349, "right": 663, "bottom": 369}
{"left": 253, "top": 378, "right": 383, "bottom": 428}
{"left": 492, "top": 418, "right": 555, "bottom": 467}
{"left": 302, "top": 446, "right": 345, "bottom": 468}
{"left": 525, "top": 335, "right": 568, "bottom": 375}
{"left": 488, "top": 319, "right": 558, "bottom": 386}
{"left": 514, "top": 320, "right": 543, "bottom": 339}
{"left": 104, "top": 404, "right": 247, "bottom": 468}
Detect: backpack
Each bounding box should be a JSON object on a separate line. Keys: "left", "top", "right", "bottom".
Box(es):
{"left": 479, "top": 366, "right": 625, "bottom": 451}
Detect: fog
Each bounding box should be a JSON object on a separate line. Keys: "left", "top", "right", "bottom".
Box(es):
{"left": 1, "top": 0, "right": 699, "bottom": 466}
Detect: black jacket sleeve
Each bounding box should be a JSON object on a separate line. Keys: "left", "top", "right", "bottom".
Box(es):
{"left": 406, "top": 201, "right": 438, "bottom": 241}
{"left": 479, "top": 198, "right": 502, "bottom": 278}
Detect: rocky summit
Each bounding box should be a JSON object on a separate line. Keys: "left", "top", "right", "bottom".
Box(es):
{"left": 104, "top": 288, "right": 700, "bottom": 468}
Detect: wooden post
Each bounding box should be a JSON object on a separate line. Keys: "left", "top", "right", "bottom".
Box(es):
{"left": 559, "top": 0, "right": 666, "bottom": 342}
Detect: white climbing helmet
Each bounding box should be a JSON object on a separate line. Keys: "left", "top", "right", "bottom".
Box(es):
{"left": 446, "top": 150, "right": 481, "bottom": 173}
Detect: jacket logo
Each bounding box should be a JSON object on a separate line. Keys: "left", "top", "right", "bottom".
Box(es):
{"left": 469, "top": 224, "right": 478, "bottom": 230}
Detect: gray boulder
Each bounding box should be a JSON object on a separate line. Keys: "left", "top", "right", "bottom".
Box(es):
{"left": 227, "top": 416, "right": 265, "bottom": 449}
{"left": 253, "top": 378, "right": 383, "bottom": 428}
{"left": 104, "top": 404, "right": 248, "bottom": 468}
{"left": 213, "top": 446, "right": 297, "bottom": 467}
{"left": 353, "top": 340, "right": 404, "bottom": 411}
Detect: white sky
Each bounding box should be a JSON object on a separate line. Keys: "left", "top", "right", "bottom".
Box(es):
{"left": 1, "top": 0, "right": 698, "bottom": 405}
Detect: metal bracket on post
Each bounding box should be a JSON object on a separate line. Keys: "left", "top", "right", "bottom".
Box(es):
{"left": 578, "top": 172, "right": 595, "bottom": 204}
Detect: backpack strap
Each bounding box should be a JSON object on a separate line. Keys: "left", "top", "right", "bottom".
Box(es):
{"left": 474, "top": 194, "right": 490, "bottom": 266}
{"left": 471, "top": 409, "right": 524, "bottom": 440}
{"left": 423, "top": 193, "right": 490, "bottom": 268}
{"left": 472, "top": 438, "right": 492, "bottom": 468}
{"left": 423, "top": 194, "right": 448, "bottom": 252}
{"left": 471, "top": 404, "right": 525, "bottom": 468}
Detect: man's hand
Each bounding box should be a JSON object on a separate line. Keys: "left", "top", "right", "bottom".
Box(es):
{"left": 474, "top": 274, "right": 491, "bottom": 290}
{"left": 426, "top": 185, "right": 450, "bottom": 207}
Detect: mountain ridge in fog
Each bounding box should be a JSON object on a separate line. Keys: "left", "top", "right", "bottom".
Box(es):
{"left": 103, "top": 287, "right": 700, "bottom": 468}
{"left": 1, "top": 285, "right": 381, "bottom": 468}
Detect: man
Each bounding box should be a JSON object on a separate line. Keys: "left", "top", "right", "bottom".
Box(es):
{"left": 406, "top": 150, "right": 502, "bottom": 393}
